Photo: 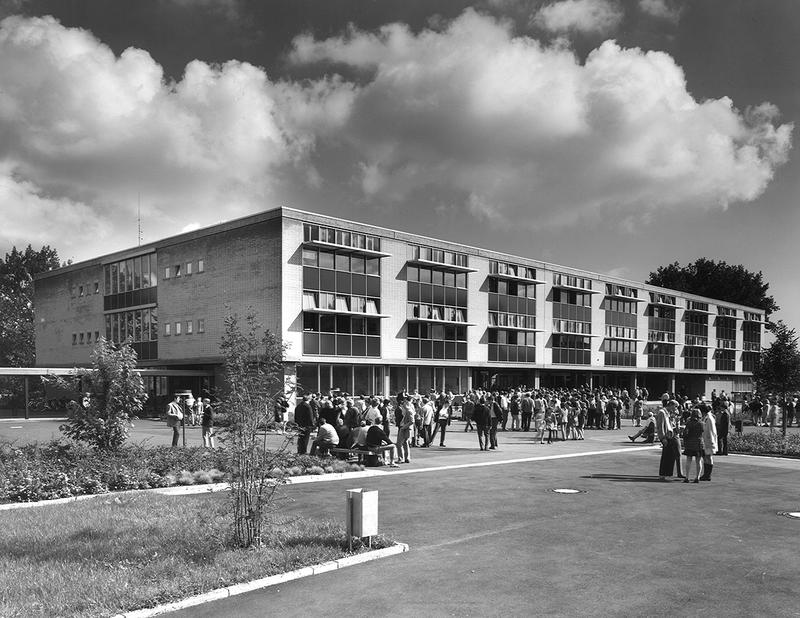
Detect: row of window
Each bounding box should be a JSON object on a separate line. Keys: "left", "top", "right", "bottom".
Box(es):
{"left": 164, "top": 319, "right": 205, "bottom": 336}
{"left": 409, "top": 282, "right": 468, "bottom": 308}
{"left": 605, "top": 284, "right": 638, "bottom": 299}
{"left": 489, "top": 312, "right": 537, "bottom": 330}
{"left": 605, "top": 325, "right": 637, "bottom": 340}
{"left": 74, "top": 282, "right": 100, "bottom": 297}
{"left": 551, "top": 289, "right": 592, "bottom": 307}
{"left": 553, "top": 319, "right": 592, "bottom": 335}
{"left": 105, "top": 308, "right": 159, "bottom": 344}
{"left": 408, "top": 245, "right": 468, "bottom": 268}
{"left": 489, "top": 344, "right": 537, "bottom": 363}
{"left": 302, "top": 249, "right": 381, "bottom": 275}
{"left": 164, "top": 259, "right": 204, "bottom": 280}
{"left": 407, "top": 303, "right": 468, "bottom": 323}
{"left": 304, "top": 269, "right": 380, "bottom": 299}
{"left": 407, "top": 322, "right": 468, "bottom": 361}
{"left": 303, "top": 313, "right": 381, "bottom": 336}
{"left": 303, "top": 292, "right": 381, "bottom": 315}
{"left": 489, "top": 294, "right": 536, "bottom": 316}
{"left": 602, "top": 298, "right": 637, "bottom": 314}
{"left": 303, "top": 333, "right": 381, "bottom": 357}
{"left": 104, "top": 254, "right": 157, "bottom": 297}
{"left": 490, "top": 260, "right": 538, "bottom": 281}
{"left": 304, "top": 223, "right": 382, "bottom": 252}
{"left": 72, "top": 331, "right": 101, "bottom": 345}
{"left": 685, "top": 335, "right": 708, "bottom": 347}
{"left": 553, "top": 273, "right": 593, "bottom": 290}
{"left": 407, "top": 265, "right": 467, "bottom": 288}
{"left": 686, "top": 300, "right": 709, "bottom": 312}
{"left": 683, "top": 346, "right": 708, "bottom": 370}
{"left": 488, "top": 279, "right": 537, "bottom": 298}
{"left": 650, "top": 292, "right": 676, "bottom": 305}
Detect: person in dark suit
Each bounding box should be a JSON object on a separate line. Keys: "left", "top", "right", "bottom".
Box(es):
{"left": 716, "top": 399, "right": 730, "bottom": 456}
{"left": 294, "top": 395, "right": 314, "bottom": 454}
{"left": 472, "top": 397, "right": 491, "bottom": 451}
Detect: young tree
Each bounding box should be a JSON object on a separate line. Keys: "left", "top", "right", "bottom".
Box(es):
{"left": 219, "top": 311, "right": 291, "bottom": 548}
{"left": 59, "top": 338, "right": 147, "bottom": 451}
{"left": 0, "top": 245, "right": 61, "bottom": 366}
{"left": 647, "top": 258, "right": 779, "bottom": 318}
{"left": 752, "top": 321, "right": 800, "bottom": 437}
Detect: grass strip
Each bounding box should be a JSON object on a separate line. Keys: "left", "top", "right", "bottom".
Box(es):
{"left": 0, "top": 492, "right": 391, "bottom": 617}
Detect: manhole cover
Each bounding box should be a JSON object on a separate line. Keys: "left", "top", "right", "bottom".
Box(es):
{"left": 777, "top": 511, "right": 800, "bottom": 520}
{"left": 549, "top": 488, "right": 586, "bottom": 494}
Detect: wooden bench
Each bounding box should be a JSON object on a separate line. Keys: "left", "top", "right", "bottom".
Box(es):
{"left": 328, "top": 445, "right": 396, "bottom": 466}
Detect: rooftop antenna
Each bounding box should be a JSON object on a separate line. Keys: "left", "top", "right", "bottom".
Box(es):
{"left": 137, "top": 193, "right": 142, "bottom": 246}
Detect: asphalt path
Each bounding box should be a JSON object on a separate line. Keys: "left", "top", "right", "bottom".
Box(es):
{"left": 3, "top": 418, "right": 799, "bottom": 616}
{"left": 164, "top": 435, "right": 800, "bottom": 617}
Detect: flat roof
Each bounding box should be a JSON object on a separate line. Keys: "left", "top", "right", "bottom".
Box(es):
{"left": 34, "top": 205, "right": 764, "bottom": 314}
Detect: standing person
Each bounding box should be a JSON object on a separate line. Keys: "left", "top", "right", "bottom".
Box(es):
{"left": 420, "top": 397, "right": 434, "bottom": 447}
{"left": 436, "top": 396, "right": 451, "bottom": 447}
{"left": 473, "top": 397, "right": 491, "bottom": 451}
{"left": 200, "top": 398, "right": 216, "bottom": 449}
{"left": 716, "top": 400, "right": 730, "bottom": 456}
{"left": 522, "top": 391, "right": 535, "bottom": 432}
{"left": 396, "top": 393, "right": 415, "bottom": 464}
{"left": 499, "top": 391, "right": 510, "bottom": 431}
{"left": 294, "top": 395, "right": 314, "bottom": 455}
{"left": 766, "top": 399, "right": 779, "bottom": 435}
{"left": 681, "top": 409, "right": 704, "bottom": 483}
{"left": 488, "top": 395, "right": 501, "bottom": 449}
{"left": 749, "top": 395, "right": 764, "bottom": 426}
{"left": 700, "top": 406, "right": 718, "bottom": 481}
{"left": 656, "top": 400, "right": 684, "bottom": 481}
{"left": 632, "top": 397, "right": 644, "bottom": 427}
{"left": 379, "top": 398, "right": 392, "bottom": 435}
{"left": 463, "top": 396, "right": 475, "bottom": 432}
{"left": 509, "top": 393, "right": 521, "bottom": 431}
{"left": 166, "top": 393, "right": 184, "bottom": 447}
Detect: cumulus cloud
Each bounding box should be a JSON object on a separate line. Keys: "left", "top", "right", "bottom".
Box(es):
{"left": 533, "top": 0, "right": 624, "bottom": 34}
{"left": 638, "top": 0, "right": 681, "bottom": 23}
{"left": 0, "top": 14, "right": 351, "bottom": 260}
{"left": 290, "top": 9, "right": 792, "bottom": 227}
{"left": 0, "top": 10, "right": 792, "bottom": 259}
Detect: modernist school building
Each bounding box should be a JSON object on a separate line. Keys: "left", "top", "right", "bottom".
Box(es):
{"left": 34, "top": 207, "right": 763, "bottom": 407}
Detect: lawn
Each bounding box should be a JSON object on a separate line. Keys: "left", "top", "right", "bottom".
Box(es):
{"left": 0, "top": 491, "right": 391, "bottom": 617}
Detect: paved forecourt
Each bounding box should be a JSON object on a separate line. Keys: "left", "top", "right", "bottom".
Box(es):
{"left": 163, "top": 428, "right": 800, "bottom": 618}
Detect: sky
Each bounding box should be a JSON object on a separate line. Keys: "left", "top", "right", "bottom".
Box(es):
{"left": 0, "top": 0, "right": 798, "bottom": 327}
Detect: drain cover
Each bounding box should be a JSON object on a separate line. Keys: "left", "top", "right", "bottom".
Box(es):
{"left": 777, "top": 511, "right": 800, "bottom": 519}
{"left": 549, "top": 488, "right": 585, "bottom": 494}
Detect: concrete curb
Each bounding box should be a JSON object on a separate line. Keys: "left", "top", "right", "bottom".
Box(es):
{"left": 0, "top": 447, "right": 660, "bottom": 510}
{"left": 113, "top": 542, "right": 409, "bottom": 618}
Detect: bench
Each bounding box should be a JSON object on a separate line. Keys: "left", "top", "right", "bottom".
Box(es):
{"left": 329, "top": 445, "right": 396, "bottom": 467}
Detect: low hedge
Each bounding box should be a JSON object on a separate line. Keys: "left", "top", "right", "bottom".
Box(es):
{"left": 0, "top": 440, "right": 364, "bottom": 504}
{"left": 729, "top": 432, "right": 800, "bottom": 457}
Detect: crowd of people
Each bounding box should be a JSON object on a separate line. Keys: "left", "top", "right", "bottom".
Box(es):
{"left": 293, "top": 385, "right": 665, "bottom": 461}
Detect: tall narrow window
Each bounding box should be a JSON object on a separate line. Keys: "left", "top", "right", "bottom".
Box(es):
{"left": 186, "top": 320, "right": 193, "bottom": 334}
{"left": 186, "top": 262, "right": 192, "bottom": 276}
{"left": 175, "top": 321, "right": 181, "bottom": 335}
{"left": 198, "top": 259, "right": 204, "bottom": 273}
{"left": 197, "top": 318, "right": 205, "bottom": 333}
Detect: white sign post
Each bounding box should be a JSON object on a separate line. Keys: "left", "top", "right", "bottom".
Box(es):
{"left": 346, "top": 488, "right": 379, "bottom": 550}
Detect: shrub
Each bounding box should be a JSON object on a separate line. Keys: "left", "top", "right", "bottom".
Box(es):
{"left": 729, "top": 432, "right": 800, "bottom": 457}
{"left": 0, "top": 438, "right": 356, "bottom": 504}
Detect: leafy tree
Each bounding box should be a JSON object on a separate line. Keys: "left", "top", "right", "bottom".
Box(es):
{"left": 219, "top": 311, "right": 291, "bottom": 548}
{"left": 0, "top": 245, "right": 61, "bottom": 366}
{"left": 752, "top": 321, "right": 800, "bottom": 437}
{"left": 59, "top": 338, "right": 147, "bottom": 452}
{"left": 646, "top": 258, "right": 779, "bottom": 317}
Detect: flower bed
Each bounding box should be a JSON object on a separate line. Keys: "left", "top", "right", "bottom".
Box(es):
{"left": 729, "top": 432, "right": 800, "bottom": 457}
{"left": 0, "top": 440, "right": 364, "bottom": 503}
